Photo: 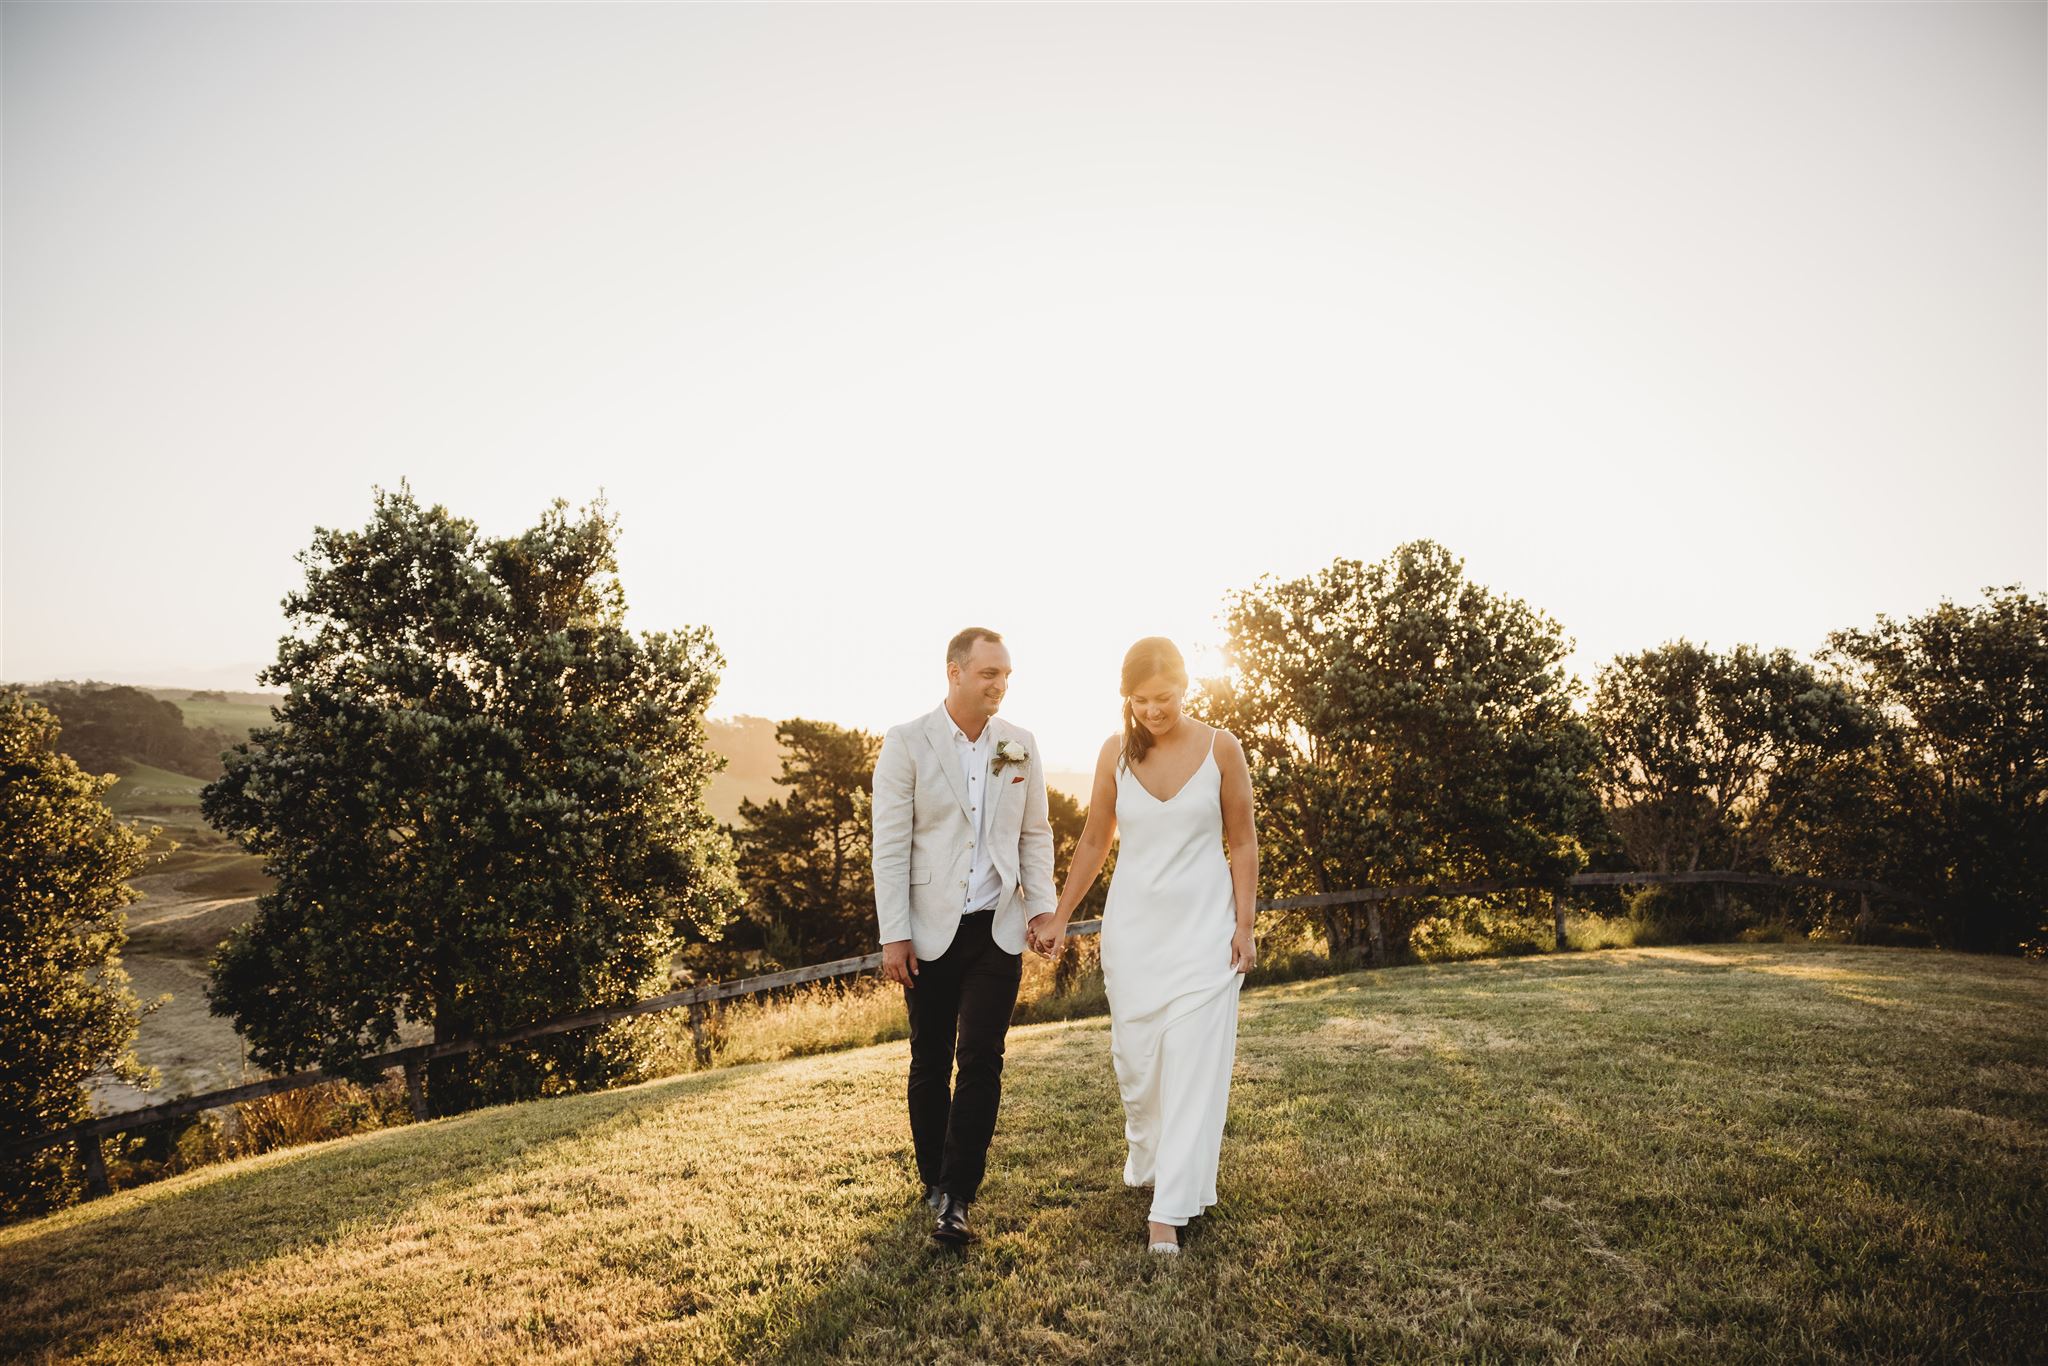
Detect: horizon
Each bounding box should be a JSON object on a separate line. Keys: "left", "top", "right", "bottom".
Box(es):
{"left": 2, "top": 557, "right": 2025, "bottom": 779}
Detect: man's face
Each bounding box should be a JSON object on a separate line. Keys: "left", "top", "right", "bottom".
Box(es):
{"left": 948, "top": 638, "right": 1012, "bottom": 719}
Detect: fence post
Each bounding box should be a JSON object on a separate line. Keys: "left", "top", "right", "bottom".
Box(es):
{"left": 79, "top": 1135, "right": 109, "bottom": 1198}
{"left": 689, "top": 1001, "right": 711, "bottom": 1067}
{"left": 1854, "top": 891, "right": 1873, "bottom": 943}
{"left": 403, "top": 1059, "right": 427, "bottom": 1121}
{"left": 1553, "top": 889, "right": 1567, "bottom": 951}
{"left": 1365, "top": 903, "right": 1386, "bottom": 967}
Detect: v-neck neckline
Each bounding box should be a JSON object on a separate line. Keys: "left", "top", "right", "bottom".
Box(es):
{"left": 1127, "top": 728, "right": 1216, "bottom": 805}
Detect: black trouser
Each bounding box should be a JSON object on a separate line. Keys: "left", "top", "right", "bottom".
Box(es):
{"left": 904, "top": 906, "right": 1023, "bottom": 1205}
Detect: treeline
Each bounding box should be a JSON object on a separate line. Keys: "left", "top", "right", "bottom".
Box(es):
{"left": 713, "top": 543, "right": 2042, "bottom": 968}
{"left": 1194, "top": 544, "right": 2042, "bottom": 960}
{"left": 2, "top": 483, "right": 2040, "bottom": 1221}
{"left": 24, "top": 682, "right": 237, "bottom": 780}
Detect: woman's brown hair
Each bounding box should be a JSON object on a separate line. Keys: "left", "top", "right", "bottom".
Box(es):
{"left": 1120, "top": 637, "right": 1189, "bottom": 770}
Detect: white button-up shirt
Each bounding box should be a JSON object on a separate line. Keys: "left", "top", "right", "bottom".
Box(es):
{"left": 945, "top": 705, "right": 1006, "bottom": 916}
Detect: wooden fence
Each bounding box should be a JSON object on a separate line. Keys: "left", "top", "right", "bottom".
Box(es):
{"left": 5, "top": 868, "right": 1917, "bottom": 1196}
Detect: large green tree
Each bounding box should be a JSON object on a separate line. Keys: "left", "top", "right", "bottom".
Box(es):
{"left": 731, "top": 719, "right": 881, "bottom": 967}
{"left": 1193, "top": 541, "right": 1605, "bottom": 961}
{"left": 1808, "top": 585, "right": 2047, "bottom": 954}
{"left": 202, "top": 483, "right": 740, "bottom": 1115}
{"left": 1587, "top": 640, "right": 1877, "bottom": 929}
{"left": 0, "top": 689, "right": 163, "bottom": 1218}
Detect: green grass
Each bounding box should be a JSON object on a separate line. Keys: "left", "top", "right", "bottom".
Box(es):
{"left": 143, "top": 692, "right": 276, "bottom": 740}
{"left": 99, "top": 761, "right": 208, "bottom": 816}
{"left": 3, "top": 943, "right": 2041, "bottom": 1363}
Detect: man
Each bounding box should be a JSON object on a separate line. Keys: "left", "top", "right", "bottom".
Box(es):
{"left": 871, "top": 626, "right": 1056, "bottom": 1247}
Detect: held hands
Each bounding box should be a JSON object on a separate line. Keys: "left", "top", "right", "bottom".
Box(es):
{"left": 1229, "top": 923, "right": 1257, "bottom": 974}
{"left": 1025, "top": 912, "right": 1068, "bottom": 960}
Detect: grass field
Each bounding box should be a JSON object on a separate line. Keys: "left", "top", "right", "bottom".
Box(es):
{"left": 99, "top": 760, "right": 208, "bottom": 816}
{"left": 3, "top": 942, "right": 2041, "bottom": 1364}
{"left": 142, "top": 691, "right": 277, "bottom": 741}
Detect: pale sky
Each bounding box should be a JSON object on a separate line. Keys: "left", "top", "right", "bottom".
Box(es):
{"left": 4, "top": 3, "right": 2042, "bottom": 770}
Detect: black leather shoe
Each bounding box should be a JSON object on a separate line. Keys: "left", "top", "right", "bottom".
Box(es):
{"left": 921, "top": 1183, "right": 945, "bottom": 1212}
{"left": 931, "top": 1193, "right": 977, "bottom": 1247}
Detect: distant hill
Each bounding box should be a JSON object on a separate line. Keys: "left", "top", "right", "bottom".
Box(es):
{"left": 14, "top": 682, "right": 237, "bottom": 785}
{"left": 6, "top": 682, "right": 822, "bottom": 830}
{"left": 701, "top": 714, "right": 786, "bottom": 825}
{"left": 143, "top": 687, "right": 280, "bottom": 738}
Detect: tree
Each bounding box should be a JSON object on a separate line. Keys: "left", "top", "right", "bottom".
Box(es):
{"left": 731, "top": 719, "right": 881, "bottom": 967}
{"left": 0, "top": 689, "right": 165, "bottom": 1218}
{"left": 1587, "top": 640, "right": 1877, "bottom": 931}
{"left": 1192, "top": 541, "right": 1604, "bottom": 962}
{"left": 1046, "top": 785, "right": 1114, "bottom": 994}
{"left": 1813, "top": 585, "right": 2047, "bottom": 954}
{"left": 202, "top": 482, "right": 741, "bottom": 1115}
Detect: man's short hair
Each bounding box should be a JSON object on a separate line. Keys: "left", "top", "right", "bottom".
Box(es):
{"left": 947, "top": 627, "right": 1004, "bottom": 670}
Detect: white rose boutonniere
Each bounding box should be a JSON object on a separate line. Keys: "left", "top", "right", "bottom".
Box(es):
{"left": 991, "top": 738, "right": 1030, "bottom": 775}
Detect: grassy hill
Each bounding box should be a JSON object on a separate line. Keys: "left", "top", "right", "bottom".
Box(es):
{"left": 98, "top": 759, "right": 209, "bottom": 817}
{"left": 139, "top": 688, "right": 279, "bottom": 739}
{"left": 2, "top": 943, "right": 2040, "bottom": 1363}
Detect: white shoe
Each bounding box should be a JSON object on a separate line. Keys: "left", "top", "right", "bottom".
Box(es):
{"left": 1149, "top": 1241, "right": 1181, "bottom": 1255}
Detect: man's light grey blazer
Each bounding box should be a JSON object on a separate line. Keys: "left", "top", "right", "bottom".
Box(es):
{"left": 872, "top": 704, "right": 1057, "bottom": 961}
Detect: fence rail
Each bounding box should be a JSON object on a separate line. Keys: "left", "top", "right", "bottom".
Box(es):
{"left": 7, "top": 868, "right": 1917, "bottom": 1192}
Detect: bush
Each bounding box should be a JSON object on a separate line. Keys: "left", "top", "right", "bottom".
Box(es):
{"left": 96, "top": 1078, "right": 416, "bottom": 1196}
{"left": 1562, "top": 913, "right": 1643, "bottom": 951}
{"left": 231, "top": 1079, "right": 409, "bottom": 1156}
{"left": 1626, "top": 882, "right": 1744, "bottom": 941}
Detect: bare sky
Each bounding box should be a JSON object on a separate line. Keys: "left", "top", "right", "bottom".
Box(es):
{"left": 4, "top": 3, "right": 2042, "bottom": 769}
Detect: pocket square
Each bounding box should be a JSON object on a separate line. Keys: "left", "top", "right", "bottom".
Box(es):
{"left": 1010, "top": 775, "right": 1024, "bottom": 784}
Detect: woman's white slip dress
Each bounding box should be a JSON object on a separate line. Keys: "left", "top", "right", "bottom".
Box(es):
{"left": 1099, "top": 726, "right": 1244, "bottom": 1227}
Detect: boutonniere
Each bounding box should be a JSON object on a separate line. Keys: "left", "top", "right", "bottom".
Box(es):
{"left": 991, "top": 738, "right": 1029, "bottom": 775}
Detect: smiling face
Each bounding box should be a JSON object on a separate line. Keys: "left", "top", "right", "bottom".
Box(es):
{"left": 947, "top": 636, "right": 1012, "bottom": 721}
{"left": 1126, "top": 673, "right": 1186, "bottom": 737}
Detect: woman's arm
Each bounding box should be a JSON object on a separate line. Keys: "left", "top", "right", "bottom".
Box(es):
{"left": 1036, "top": 735, "right": 1121, "bottom": 935}
{"left": 1216, "top": 728, "right": 1260, "bottom": 969}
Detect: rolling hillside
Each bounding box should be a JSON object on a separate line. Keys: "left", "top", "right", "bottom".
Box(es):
{"left": 3, "top": 944, "right": 2040, "bottom": 1363}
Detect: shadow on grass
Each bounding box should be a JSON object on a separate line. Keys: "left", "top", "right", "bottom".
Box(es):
{"left": 0, "top": 1062, "right": 777, "bottom": 1362}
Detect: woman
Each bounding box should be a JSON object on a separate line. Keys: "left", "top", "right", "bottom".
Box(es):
{"left": 1026, "top": 636, "right": 1259, "bottom": 1254}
